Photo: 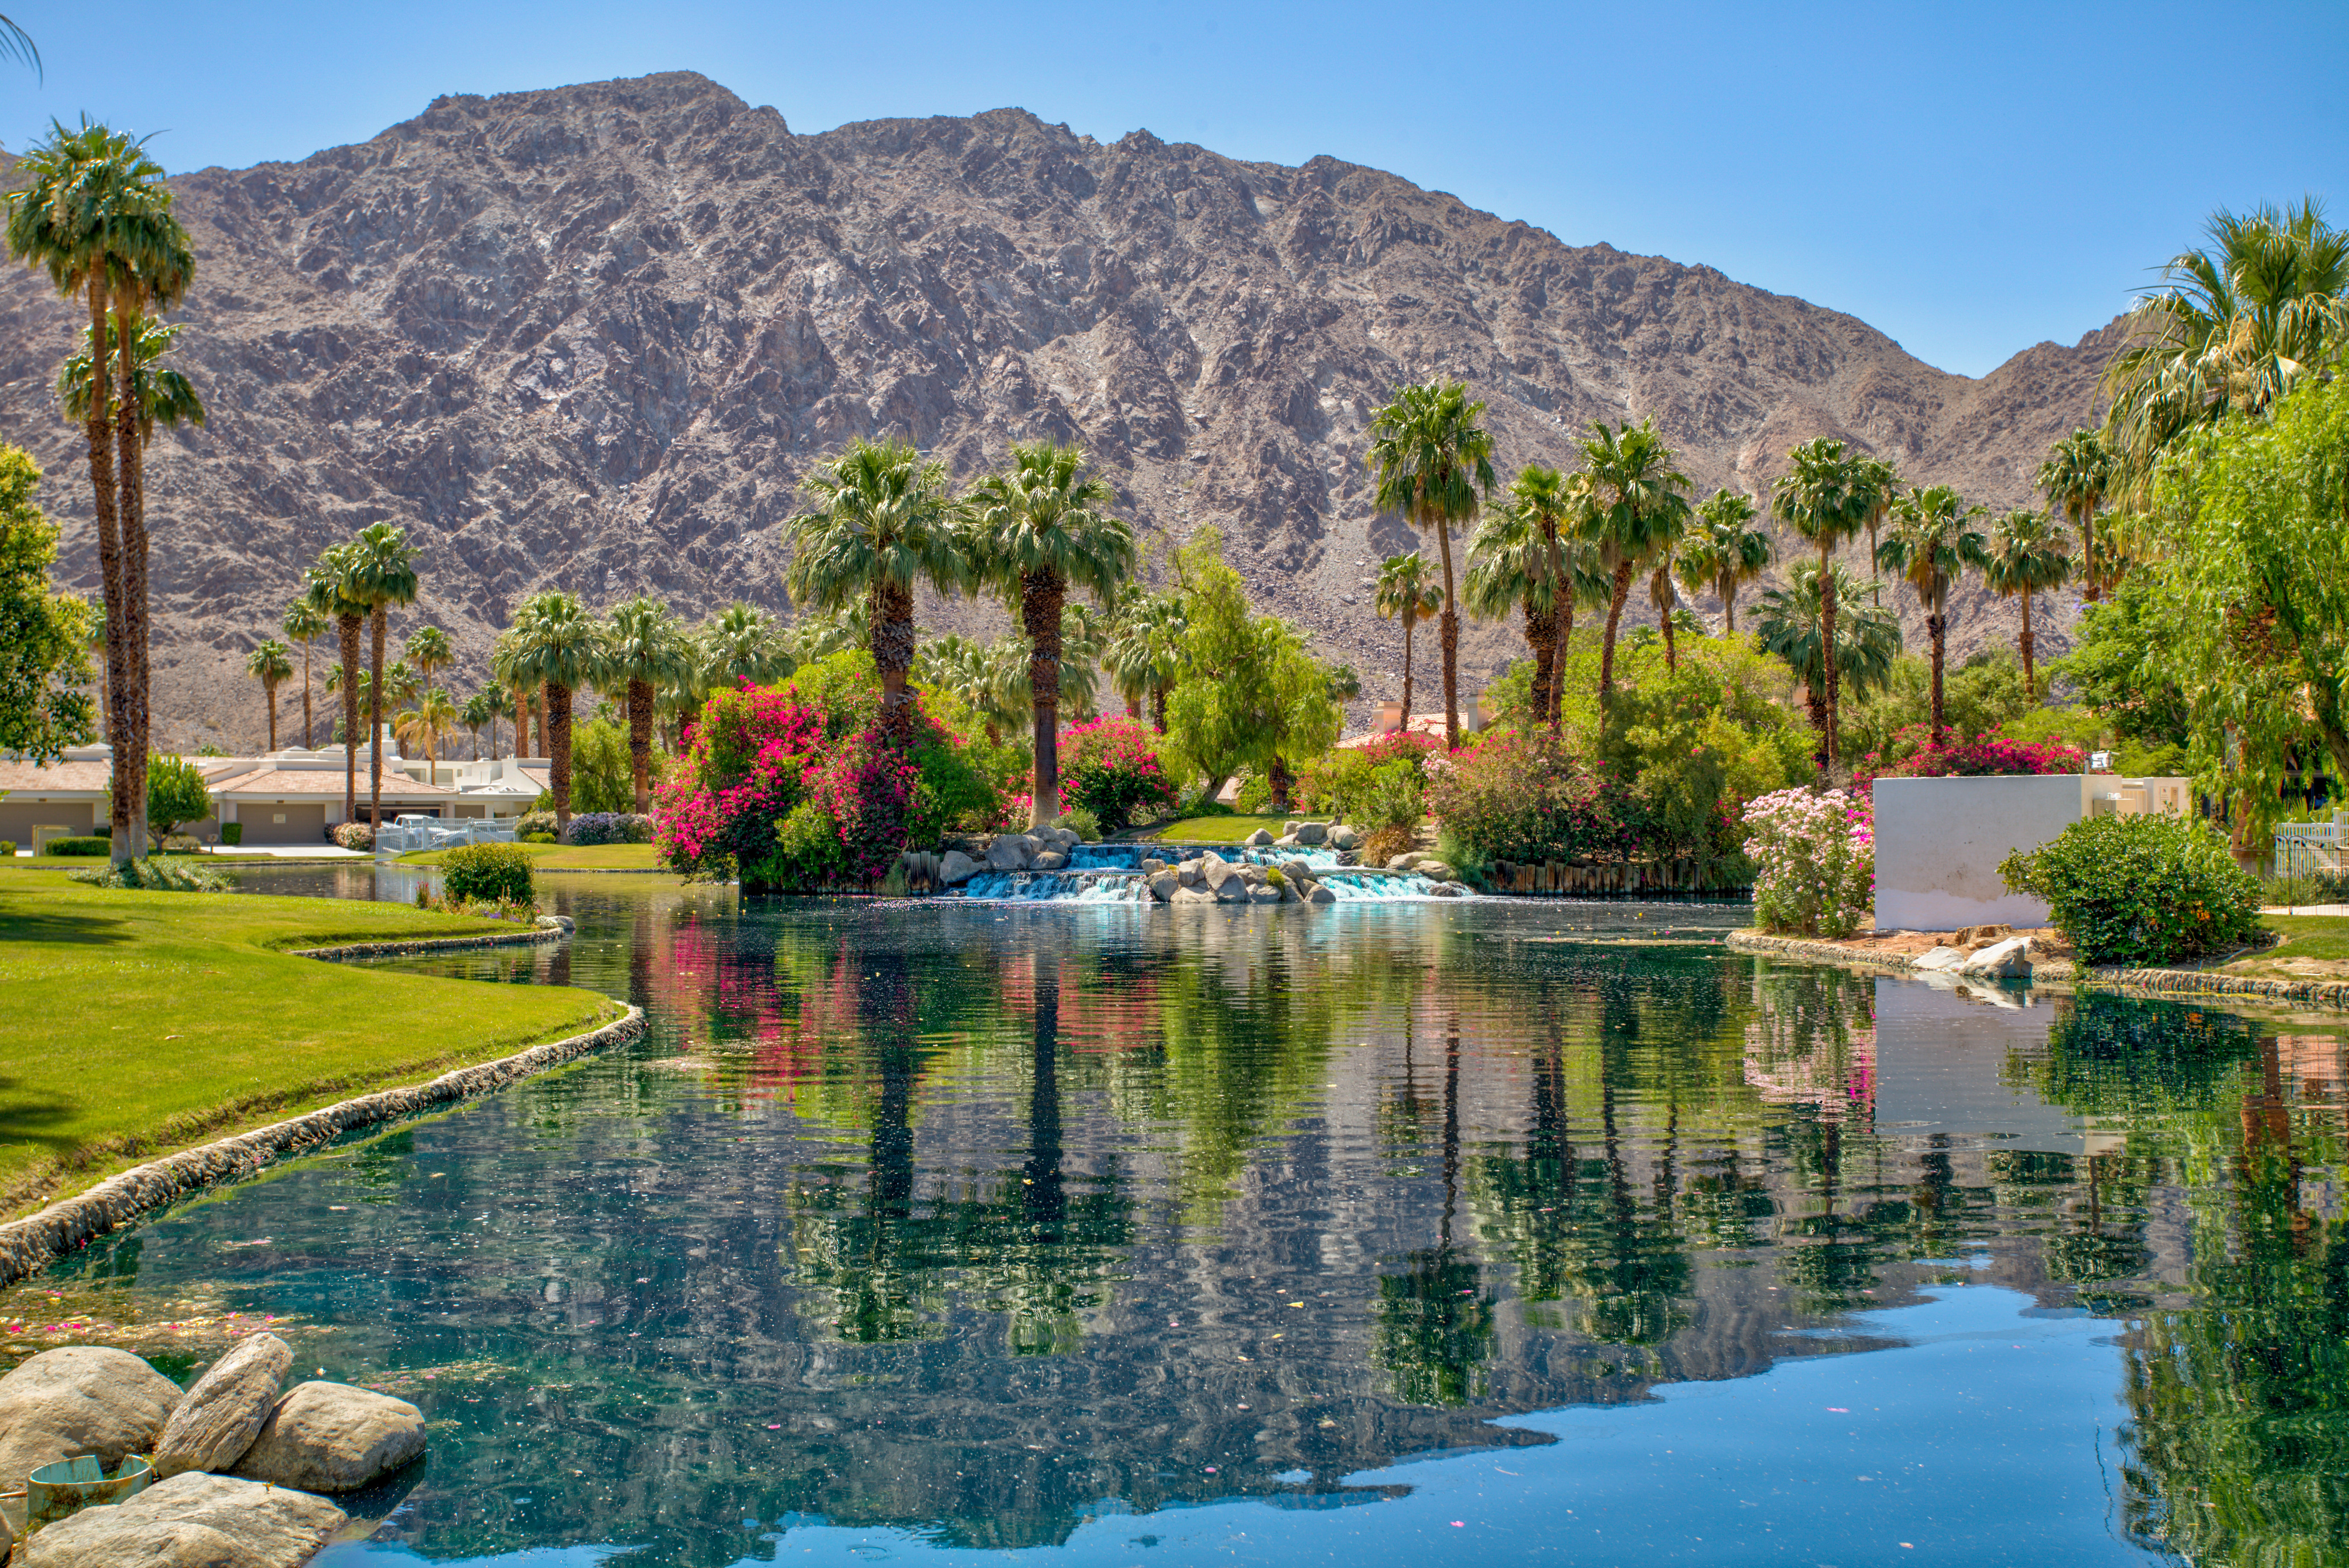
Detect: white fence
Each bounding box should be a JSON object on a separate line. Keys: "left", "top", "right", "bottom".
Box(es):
{"left": 374, "top": 814, "right": 517, "bottom": 854}
{"left": 2273, "top": 812, "right": 2346, "bottom": 879}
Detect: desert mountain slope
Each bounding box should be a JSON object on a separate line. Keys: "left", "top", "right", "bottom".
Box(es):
{"left": 0, "top": 71, "right": 2115, "bottom": 748}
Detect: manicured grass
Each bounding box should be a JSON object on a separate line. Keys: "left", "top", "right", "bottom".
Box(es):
{"left": 2223, "top": 913, "right": 2349, "bottom": 976}
{"left": 0, "top": 867, "right": 618, "bottom": 1218}
{"left": 400, "top": 840, "right": 667, "bottom": 872}
{"left": 1148, "top": 815, "right": 1305, "bottom": 845}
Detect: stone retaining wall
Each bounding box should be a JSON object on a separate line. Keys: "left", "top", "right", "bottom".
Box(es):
{"left": 289, "top": 913, "right": 572, "bottom": 962}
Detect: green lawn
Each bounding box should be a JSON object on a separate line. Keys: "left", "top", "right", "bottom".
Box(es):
{"left": 2223, "top": 913, "right": 2349, "bottom": 977}
{"left": 401, "top": 840, "right": 667, "bottom": 872}
{"left": 1147, "top": 815, "right": 1307, "bottom": 845}
{"left": 0, "top": 867, "right": 618, "bottom": 1219}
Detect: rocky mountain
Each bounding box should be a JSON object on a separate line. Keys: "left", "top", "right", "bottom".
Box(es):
{"left": 0, "top": 71, "right": 2115, "bottom": 750}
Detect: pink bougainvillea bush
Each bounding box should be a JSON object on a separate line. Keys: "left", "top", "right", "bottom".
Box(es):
{"left": 1059, "top": 716, "right": 1179, "bottom": 831}
{"left": 1746, "top": 787, "right": 1875, "bottom": 938}
{"left": 1855, "top": 727, "right": 2086, "bottom": 791}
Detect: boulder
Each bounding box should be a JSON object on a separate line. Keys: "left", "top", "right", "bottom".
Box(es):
{"left": 1330, "top": 825, "right": 1360, "bottom": 850}
{"left": 1427, "top": 881, "right": 1466, "bottom": 898}
{"left": 0, "top": 1345, "right": 184, "bottom": 1494}
{"left": 1247, "top": 883, "right": 1284, "bottom": 904}
{"left": 1214, "top": 875, "right": 1253, "bottom": 904}
{"left": 1034, "top": 850, "right": 1069, "bottom": 871}
{"left": 1387, "top": 854, "right": 1418, "bottom": 872}
{"left": 984, "top": 835, "right": 1034, "bottom": 871}
{"left": 1951, "top": 923, "right": 2013, "bottom": 949}
{"left": 1913, "top": 945, "right": 1967, "bottom": 972}
{"left": 1139, "top": 857, "right": 1167, "bottom": 875}
{"left": 1147, "top": 871, "right": 1178, "bottom": 903}
{"left": 1282, "top": 820, "right": 1300, "bottom": 836}
{"left": 1959, "top": 934, "right": 2033, "bottom": 979}
{"left": 1277, "top": 880, "right": 1301, "bottom": 903}
{"left": 1305, "top": 883, "right": 1337, "bottom": 905}
{"left": 1295, "top": 821, "right": 1329, "bottom": 846}
{"left": 1415, "top": 861, "right": 1454, "bottom": 882}
{"left": 1171, "top": 884, "right": 1218, "bottom": 905}
{"left": 1176, "top": 861, "right": 1201, "bottom": 888}
{"left": 1199, "top": 852, "right": 1240, "bottom": 892}
{"left": 1274, "top": 834, "right": 1299, "bottom": 848}
{"left": 233, "top": 1381, "right": 426, "bottom": 1494}
{"left": 154, "top": 1331, "right": 293, "bottom": 1479}
{"left": 938, "top": 849, "right": 980, "bottom": 886}
{"left": 1240, "top": 864, "right": 1267, "bottom": 886}
{"left": 1245, "top": 828, "right": 1275, "bottom": 847}
{"left": 25, "top": 1471, "right": 347, "bottom": 1568}
{"left": 1043, "top": 825, "right": 1079, "bottom": 851}
{"left": 1281, "top": 859, "right": 1314, "bottom": 884}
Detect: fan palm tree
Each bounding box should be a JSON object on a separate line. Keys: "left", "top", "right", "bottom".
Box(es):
{"left": 1675, "top": 489, "right": 1772, "bottom": 636}
{"left": 1874, "top": 486, "right": 1990, "bottom": 743}
{"left": 2036, "top": 429, "right": 2112, "bottom": 602}
{"left": 1502, "top": 465, "right": 1601, "bottom": 732}
{"left": 1752, "top": 561, "right": 1903, "bottom": 755}
{"left": 604, "top": 597, "right": 691, "bottom": 812}
{"left": 305, "top": 544, "right": 369, "bottom": 820}
{"left": 404, "top": 623, "right": 453, "bottom": 698}
{"left": 1365, "top": 380, "right": 1496, "bottom": 747}
{"left": 381, "top": 659, "right": 422, "bottom": 713}
{"left": 1770, "top": 438, "right": 1870, "bottom": 778}
{"left": 282, "top": 599, "right": 328, "bottom": 749}
{"left": 506, "top": 592, "right": 600, "bottom": 828}
{"left": 1464, "top": 507, "right": 1585, "bottom": 724}
{"left": 1851, "top": 455, "right": 1900, "bottom": 603}
{"left": 1103, "top": 593, "right": 1188, "bottom": 731}
{"left": 244, "top": 640, "right": 293, "bottom": 753}
{"left": 697, "top": 602, "right": 793, "bottom": 694}
{"left": 1374, "top": 552, "right": 1444, "bottom": 728}
{"left": 2, "top": 15, "right": 37, "bottom": 76}
{"left": 2102, "top": 199, "right": 2349, "bottom": 499}
{"left": 785, "top": 437, "right": 969, "bottom": 742}
{"left": 460, "top": 690, "right": 493, "bottom": 761}
{"left": 395, "top": 689, "right": 459, "bottom": 770}
{"left": 349, "top": 523, "right": 419, "bottom": 826}
{"left": 1982, "top": 510, "right": 2075, "bottom": 699}
{"left": 968, "top": 441, "right": 1136, "bottom": 826}
{"left": 490, "top": 631, "right": 537, "bottom": 759}
{"left": 1574, "top": 420, "right": 1693, "bottom": 711}
{"left": 915, "top": 634, "right": 1015, "bottom": 746}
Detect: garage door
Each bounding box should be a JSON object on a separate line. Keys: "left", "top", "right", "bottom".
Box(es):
{"left": 238, "top": 803, "right": 328, "bottom": 845}
{"left": 0, "top": 801, "right": 94, "bottom": 846}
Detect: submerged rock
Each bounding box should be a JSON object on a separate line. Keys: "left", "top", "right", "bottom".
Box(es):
{"left": 155, "top": 1331, "right": 293, "bottom": 1479}
{"left": 1305, "top": 884, "right": 1337, "bottom": 905}
{"left": 233, "top": 1381, "right": 426, "bottom": 1494}
{"left": 1959, "top": 935, "right": 2033, "bottom": 978}
{"left": 939, "top": 850, "right": 979, "bottom": 886}
{"left": 0, "top": 1345, "right": 184, "bottom": 1494}
{"left": 26, "top": 1471, "right": 346, "bottom": 1568}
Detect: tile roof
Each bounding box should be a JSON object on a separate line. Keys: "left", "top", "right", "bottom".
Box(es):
{"left": 216, "top": 769, "right": 454, "bottom": 796}
{"left": 0, "top": 760, "right": 114, "bottom": 792}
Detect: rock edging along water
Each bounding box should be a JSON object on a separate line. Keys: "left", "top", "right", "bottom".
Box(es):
{"left": 2076, "top": 965, "right": 2349, "bottom": 1010}
{"left": 288, "top": 912, "right": 573, "bottom": 961}
{"left": 0, "top": 1003, "right": 644, "bottom": 1291}
{"left": 1725, "top": 929, "right": 2050, "bottom": 981}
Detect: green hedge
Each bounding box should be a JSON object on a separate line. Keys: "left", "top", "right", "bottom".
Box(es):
{"left": 441, "top": 843, "right": 536, "bottom": 905}
{"left": 1999, "top": 813, "right": 2261, "bottom": 967}
{"left": 41, "top": 837, "right": 112, "bottom": 857}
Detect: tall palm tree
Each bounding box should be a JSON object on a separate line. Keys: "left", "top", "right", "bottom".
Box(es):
{"left": 507, "top": 592, "right": 600, "bottom": 828}
{"left": 244, "top": 640, "right": 293, "bottom": 753}
{"left": 1851, "top": 455, "right": 1900, "bottom": 604}
{"left": 282, "top": 599, "right": 328, "bottom": 749}
{"left": 404, "top": 623, "right": 453, "bottom": 699}
{"left": 1503, "top": 465, "right": 1598, "bottom": 733}
{"left": 603, "top": 597, "right": 691, "bottom": 813}
{"left": 1464, "top": 505, "right": 1599, "bottom": 725}
{"left": 1374, "top": 552, "right": 1443, "bottom": 727}
{"left": 2036, "top": 429, "right": 2112, "bottom": 602}
{"left": 1102, "top": 593, "right": 1187, "bottom": 731}
{"left": 460, "top": 690, "right": 494, "bottom": 761}
{"left": 1574, "top": 420, "right": 1693, "bottom": 711}
{"left": 1874, "top": 486, "right": 1989, "bottom": 743}
{"left": 1982, "top": 509, "right": 2074, "bottom": 699}
{"left": 1675, "top": 489, "right": 1772, "bottom": 635}
{"left": 305, "top": 545, "right": 368, "bottom": 821}
{"left": 916, "top": 634, "right": 1015, "bottom": 746}
{"left": 348, "top": 523, "right": 419, "bottom": 827}
{"left": 1770, "top": 438, "right": 1869, "bottom": 778}
{"left": 785, "top": 437, "right": 969, "bottom": 742}
{"left": 490, "top": 631, "right": 536, "bottom": 759}
{"left": 2103, "top": 199, "right": 2349, "bottom": 499}
{"left": 1752, "top": 561, "right": 1903, "bottom": 756}
{"left": 381, "top": 659, "right": 422, "bottom": 714}
{"left": 968, "top": 441, "right": 1136, "bottom": 826}
{"left": 2, "top": 15, "right": 36, "bottom": 76}
{"left": 1646, "top": 524, "right": 1688, "bottom": 675}
{"left": 697, "top": 602, "right": 793, "bottom": 694}
{"left": 1365, "top": 380, "right": 1496, "bottom": 747}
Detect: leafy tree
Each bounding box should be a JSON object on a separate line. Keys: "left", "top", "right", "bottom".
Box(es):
{"left": 1374, "top": 551, "right": 1442, "bottom": 725}
{"left": 121, "top": 752, "right": 213, "bottom": 850}
{"left": 1982, "top": 509, "right": 2073, "bottom": 698}
{"left": 1574, "top": 419, "right": 1692, "bottom": 711}
{"left": 1874, "top": 485, "right": 1989, "bottom": 743}
{"left": 1366, "top": 379, "right": 1495, "bottom": 746}
{"left": 1676, "top": 489, "right": 1772, "bottom": 635}
{"left": 967, "top": 441, "right": 1136, "bottom": 827}
{"left": 1162, "top": 528, "right": 1341, "bottom": 801}
{"left": 2051, "top": 573, "right": 2188, "bottom": 752}
{"left": 303, "top": 544, "right": 369, "bottom": 820}
{"left": 281, "top": 597, "right": 328, "bottom": 749}
{"left": 602, "top": 597, "right": 691, "bottom": 812}
{"left": 1753, "top": 561, "right": 1902, "bottom": 750}
{"left": 243, "top": 639, "right": 293, "bottom": 753}
{"left": 507, "top": 591, "right": 600, "bottom": 828}
{"left": 0, "top": 446, "right": 96, "bottom": 762}
{"left": 1770, "top": 438, "right": 1872, "bottom": 777}
{"left": 2037, "top": 428, "right": 2114, "bottom": 601}
{"left": 785, "top": 437, "right": 970, "bottom": 742}
{"left": 349, "top": 523, "right": 418, "bottom": 825}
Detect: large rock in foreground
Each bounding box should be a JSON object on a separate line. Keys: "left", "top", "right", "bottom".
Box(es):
{"left": 154, "top": 1331, "right": 294, "bottom": 1478}
{"left": 233, "top": 1381, "right": 426, "bottom": 1493}
{"left": 25, "top": 1471, "right": 347, "bottom": 1568}
{"left": 0, "top": 1344, "right": 184, "bottom": 1493}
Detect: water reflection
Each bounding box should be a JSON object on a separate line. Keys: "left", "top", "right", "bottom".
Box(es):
{"left": 5, "top": 874, "right": 2346, "bottom": 1567}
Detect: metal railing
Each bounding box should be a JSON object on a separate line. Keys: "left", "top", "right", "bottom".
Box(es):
{"left": 374, "top": 816, "right": 518, "bottom": 854}
{"left": 2273, "top": 811, "right": 2345, "bottom": 878}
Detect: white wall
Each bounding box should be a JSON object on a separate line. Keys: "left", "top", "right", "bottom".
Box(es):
{"left": 1874, "top": 775, "right": 2088, "bottom": 930}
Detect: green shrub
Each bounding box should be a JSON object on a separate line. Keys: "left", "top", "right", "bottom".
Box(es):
{"left": 1264, "top": 866, "right": 1286, "bottom": 888}
{"left": 41, "top": 836, "right": 111, "bottom": 856}
{"left": 219, "top": 822, "right": 244, "bottom": 846}
{"left": 442, "top": 843, "right": 537, "bottom": 906}
{"left": 515, "top": 810, "right": 557, "bottom": 839}
{"left": 1061, "top": 807, "right": 1103, "bottom": 843}
{"left": 1233, "top": 771, "right": 1272, "bottom": 813}
{"left": 1998, "top": 814, "right": 2261, "bottom": 967}
{"left": 68, "top": 857, "right": 232, "bottom": 892}
{"left": 521, "top": 831, "right": 558, "bottom": 845}
{"left": 0, "top": 841, "right": 12, "bottom": 856}
{"left": 753, "top": 798, "right": 845, "bottom": 891}
{"left": 331, "top": 821, "right": 374, "bottom": 851}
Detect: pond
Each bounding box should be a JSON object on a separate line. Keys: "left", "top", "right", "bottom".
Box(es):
{"left": 7, "top": 867, "right": 2346, "bottom": 1567}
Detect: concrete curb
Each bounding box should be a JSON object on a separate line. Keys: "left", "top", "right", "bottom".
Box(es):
{"left": 0, "top": 1003, "right": 644, "bottom": 1291}
{"left": 288, "top": 913, "right": 573, "bottom": 962}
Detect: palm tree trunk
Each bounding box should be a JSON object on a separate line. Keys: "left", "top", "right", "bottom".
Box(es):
{"left": 1400, "top": 617, "right": 1415, "bottom": 727}
{"left": 1817, "top": 544, "right": 1839, "bottom": 782}
{"left": 1927, "top": 612, "right": 1947, "bottom": 744}
{"left": 1024, "top": 570, "right": 1066, "bottom": 827}
{"left": 300, "top": 642, "right": 313, "bottom": 749}
{"left": 339, "top": 612, "right": 363, "bottom": 821}
{"left": 264, "top": 681, "right": 278, "bottom": 753}
{"left": 628, "top": 677, "right": 654, "bottom": 814}
{"left": 548, "top": 682, "right": 574, "bottom": 828}
{"left": 368, "top": 608, "right": 387, "bottom": 828}
{"left": 2019, "top": 593, "right": 2036, "bottom": 699}
{"left": 80, "top": 282, "right": 132, "bottom": 865}
{"left": 871, "top": 579, "right": 917, "bottom": 745}
{"left": 1525, "top": 600, "right": 1556, "bottom": 725}
{"left": 114, "top": 290, "right": 153, "bottom": 862}
{"left": 1125, "top": 691, "right": 1142, "bottom": 721}
{"left": 1599, "top": 562, "right": 1634, "bottom": 708}
{"left": 1151, "top": 684, "right": 1169, "bottom": 735}
{"left": 1719, "top": 574, "right": 1737, "bottom": 636}
{"left": 2080, "top": 508, "right": 2101, "bottom": 605}
{"left": 1655, "top": 569, "right": 1678, "bottom": 673}
{"left": 1432, "top": 512, "right": 1461, "bottom": 749}
{"left": 1551, "top": 599, "right": 1573, "bottom": 734}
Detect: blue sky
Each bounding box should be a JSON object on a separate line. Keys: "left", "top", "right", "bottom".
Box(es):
{"left": 3, "top": 0, "right": 2343, "bottom": 376}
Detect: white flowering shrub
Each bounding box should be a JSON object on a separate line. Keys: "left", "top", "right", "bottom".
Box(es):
{"left": 1745, "top": 787, "right": 1874, "bottom": 938}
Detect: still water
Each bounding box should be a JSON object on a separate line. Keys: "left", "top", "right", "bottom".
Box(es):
{"left": 9, "top": 868, "right": 2346, "bottom": 1566}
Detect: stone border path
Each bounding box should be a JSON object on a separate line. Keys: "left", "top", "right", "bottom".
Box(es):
{"left": 289, "top": 913, "right": 572, "bottom": 962}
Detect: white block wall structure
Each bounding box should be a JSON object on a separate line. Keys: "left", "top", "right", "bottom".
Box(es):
{"left": 1872, "top": 775, "right": 2188, "bottom": 932}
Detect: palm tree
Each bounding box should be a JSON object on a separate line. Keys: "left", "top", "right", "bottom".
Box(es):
{"left": 404, "top": 623, "right": 454, "bottom": 699}
{"left": 1675, "top": 489, "right": 1772, "bottom": 635}
{"left": 1770, "top": 438, "right": 1870, "bottom": 778}
{"left": 395, "top": 688, "right": 459, "bottom": 770}
{"left": 1574, "top": 420, "right": 1693, "bottom": 710}
{"left": 916, "top": 634, "right": 1013, "bottom": 745}
{"left": 2103, "top": 199, "right": 2349, "bottom": 499}
{"left": 1464, "top": 506, "right": 1599, "bottom": 725}
{"left": 1752, "top": 562, "right": 1903, "bottom": 755}
{"left": 1502, "top": 465, "right": 1598, "bottom": 732}
{"left": 1365, "top": 380, "right": 1496, "bottom": 747}
{"left": 507, "top": 592, "right": 600, "bottom": 828}
{"left": 968, "top": 441, "right": 1136, "bottom": 826}
{"left": 348, "top": 523, "right": 419, "bottom": 827}
{"left": 490, "top": 632, "right": 535, "bottom": 758}
{"left": 1374, "top": 552, "right": 1443, "bottom": 727}
{"left": 282, "top": 599, "right": 328, "bottom": 748}
{"left": 785, "top": 437, "right": 969, "bottom": 742}
{"left": 1851, "top": 456, "right": 1900, "bottom": 604}
{"left": 2036, "top": 430, "right": 2112, "bottom": 602}
{"left": 305, "top": 544, "right": 368, "bottom": 820}
{"left": 697, "top": 602, "right": 793, "bottom": 693}
{"left": 1983, "top": 510, "right": 2074, "bottom": 699}
{"left": 381, "top": 659, "right": 422, "bottom": 713}
{"left": 1646, "top": 524, "right": 1687, "bottom": 675}
{"left": 1102, "top": 593, "right": 1187, "bottom": 731}
{"left": 460, "top": 690, "right": 494, "bottom": 761}
{"left": 604, "top": 597, "right": 691, "bottom": 813}
{"left": 2, "top": 15, "right": 36, "bottom": 76}
{"left": 244, "top": 640, "right": 293, "bottom": 753}
{"left": 1874, "top": 486, "right": 1989, "bottom": 743}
